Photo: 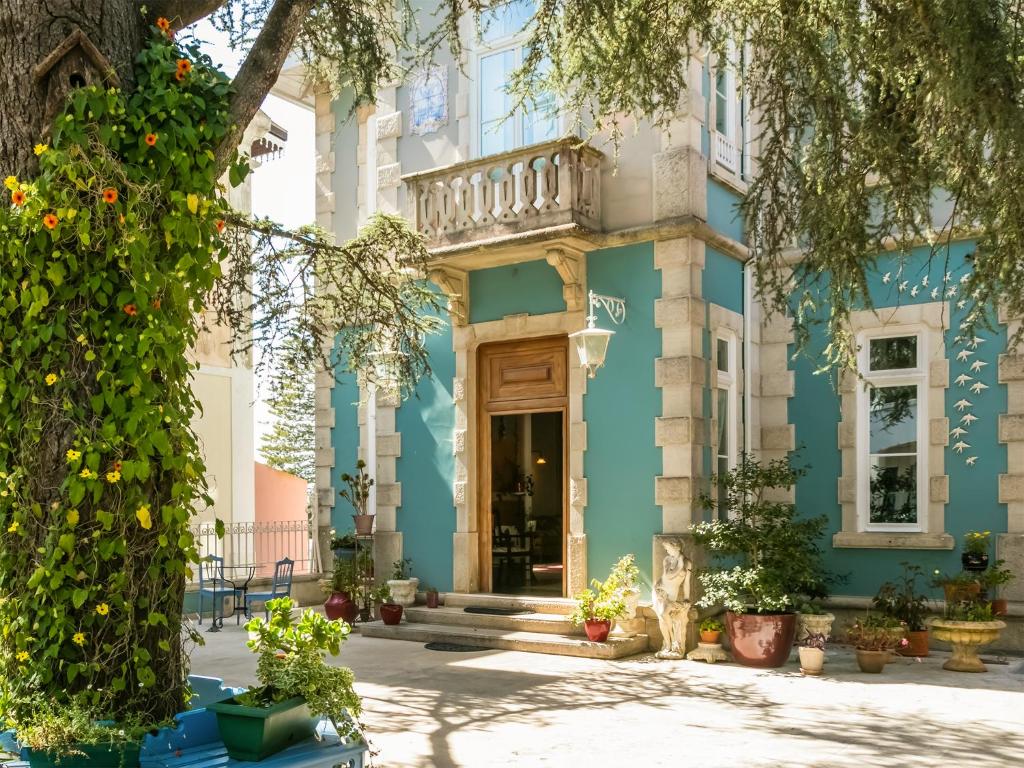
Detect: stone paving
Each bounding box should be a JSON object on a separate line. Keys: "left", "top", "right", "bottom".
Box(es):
{"left": 191, "top": 621, "right": 1024, "bottom": 768}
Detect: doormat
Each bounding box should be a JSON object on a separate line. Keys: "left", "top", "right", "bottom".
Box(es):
{"left": 463, "top": 606, "right": 529, "bottom": 616}
{"left": 424, "top": 642, "right": 490, "bottom": 653}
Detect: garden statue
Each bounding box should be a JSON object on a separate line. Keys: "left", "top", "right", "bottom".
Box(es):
{"left": 653, "top": 537, "right": 693, "bottom": 659}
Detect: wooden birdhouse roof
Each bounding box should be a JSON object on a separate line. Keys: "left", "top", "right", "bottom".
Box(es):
{"left": 32, "top": 28, "right": 121, "bottom": 87}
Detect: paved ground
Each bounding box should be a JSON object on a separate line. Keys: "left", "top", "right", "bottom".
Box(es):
{"left": 191, "top": 619, "right": 1024, "bottom": 768}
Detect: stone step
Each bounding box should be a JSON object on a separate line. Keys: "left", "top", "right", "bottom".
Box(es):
{"left": 405, "top": 605, "right": 584, "bottom": 636}
{"left": 358, "top": 621, "right": 649, "bottom": 660}
{"left": 440, "top": 592, "right": 576, "bottom": 616}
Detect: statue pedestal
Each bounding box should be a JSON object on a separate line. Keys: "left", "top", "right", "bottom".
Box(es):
{"left": 687, "top": 642, "right": 730, "bottom": 664}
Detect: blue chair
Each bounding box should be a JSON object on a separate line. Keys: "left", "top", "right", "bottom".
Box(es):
{"left": 245, "top": 558, "right": 295, "bottom": 619}
{"left": 197, "top": 555, "right": 234, "bottom": 626}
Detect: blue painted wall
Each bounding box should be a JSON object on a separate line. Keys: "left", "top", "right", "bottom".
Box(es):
{"left": 468, "top": 260, "right": 566, "bottom": 324}
{"left": 704, "top": 246, "right": 744, "bottom": 315}
{"left": 330, "top": 362, "right": 361, "bottom": 534}
{"left": 395, "top": 299, "right": 456, "bottom": 592}
{"left": 790, "top": 241, "right": 1008, "bottom": 597}
{"left": 584, "top": 242, "right": 663, "bottom": 592}
{"left": 707, "top": 180, "right": 745, "bottom": 244}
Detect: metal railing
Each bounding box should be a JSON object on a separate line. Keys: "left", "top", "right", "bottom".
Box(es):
{"left": 189, "top": 520, "right": 320, "bottom": 580}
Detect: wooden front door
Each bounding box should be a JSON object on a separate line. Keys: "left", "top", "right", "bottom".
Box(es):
{"left": 478, "top": 336, "right": 568, "bottom": 595}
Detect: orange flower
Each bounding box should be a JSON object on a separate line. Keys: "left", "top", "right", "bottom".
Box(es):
{"left": 145, "top": 133, "right": 158, "bottom": 147}
{"left": 113, "top": 461, "right": 122, "bottom": 472}
{"left": 177, "top": 59, "right": 192, "bottom": 74}
{"left": 156, "top": 17, "right": 171, "bottom": 35}
{"left": 11, "top": 190, "right": 25, "bottom": 206}
{"left": 123, "top": 303, "right": 138, "bottom": 317}
{"left": 102, "top": 187, "right": 118, "bottom": 204}
{"left": 175, "top": 70, "right": 186, "bottom": 82}
{"left": 151, "top": 298, "right": 162, "bottom": 310}
{"left": 42, "top": 213, "right": 58, "bottom": 230}
{"left": 215, "top": 219, "right": 226, "bottom": 233}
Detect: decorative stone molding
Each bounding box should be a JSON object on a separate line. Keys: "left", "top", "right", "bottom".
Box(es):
{"left": 451, "top": 308, "right": 589, "bottom": 595}
{"left": 544, "top": 245, "right": 586, "bottom": 312}
{"left": 709, "top": 303, "right": 746, "bottom": 495}
{"left": 375, "top": 110, "right": 402, "bottom": 140}
{"left": 997, "top": 309, "right": 1024, "bottom": 599}
{"left": 752, "top": 288, "right": 795, "bottom": 503}
{"left": 834, "top": 302, "right": 951, "bottom": 549}
{"left": 428, "top": 267, "right": 469, "bottom": 326}
{"left": 377, "top": 162, "right": 402, "bottom": 189}
{"left": 654, "top": 237, "right": 707, "bottom": 531}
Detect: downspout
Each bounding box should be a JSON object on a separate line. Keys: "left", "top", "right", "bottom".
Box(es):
{"left": 366, "top": 113, "right": 379, "bottom": 517}
{"left": 743, "top": 259, "right": 754, "bottom": 457}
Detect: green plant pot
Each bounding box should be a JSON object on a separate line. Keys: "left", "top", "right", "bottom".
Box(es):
{"left": 208, "top": 695, "right": 317, "bottom": 761}
{"left": 25, "top": 743, "right": 140, "bottom": 768}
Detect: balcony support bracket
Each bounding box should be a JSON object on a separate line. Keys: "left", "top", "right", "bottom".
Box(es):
{"left": 428, "top": 266, "right": 469, "bottom": 326}
{"left": 545, "top": 245, "right": 586, "bottom": 313}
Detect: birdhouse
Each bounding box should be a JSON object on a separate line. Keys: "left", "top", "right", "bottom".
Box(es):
{"left": 32, "top": 28, "right": 121, "bottom": 129}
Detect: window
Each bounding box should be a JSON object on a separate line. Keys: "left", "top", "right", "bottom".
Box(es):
{"left": 858, "top": 331, "right": 927, "bottom": 531}
{"left": 716, "top": 334, "right": 738, "bottom": 516}
{"left": 474, "top": 0, "right": 559, "bottom": 157}
{"left": 711, "top": 40, "right": 742, "bottom": 174}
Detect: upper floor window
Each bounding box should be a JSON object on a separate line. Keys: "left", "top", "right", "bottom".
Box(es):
{"left": 858, "top": 331, "right": 928, "bottom": 531}
{"left": 475, "top": 0, "right": 558, "bottom": 157}
{"left": 716, "top": 333, "right": 738, "bottom": 517}
{"left": 711, "top": 40, "right": 745, "bottom": 177}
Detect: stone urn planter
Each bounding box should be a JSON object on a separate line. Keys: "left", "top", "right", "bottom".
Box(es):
{"left": 930, "top": 619, "right": 1006, "bottom": 672}
{"left": 796, "top": 611, "right": 835, "bottom": 642}
{"left": 387, "top": 578, "right": 418, "bottom": 608}
{"left": 611, "top": 590, "right": 643, "bottom": 637}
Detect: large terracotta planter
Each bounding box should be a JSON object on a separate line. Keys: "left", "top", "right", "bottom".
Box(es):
{"left": 796, "top": 612, "right": 835, "bottom": 642}
{"left": 930, "top": 619, "right": 1006, "bottom": 672}
{"left": 324, "top": 591, "right": 357, "bottom": 624}
{"left": 991, "top": 598, "right": 1009, "bottom": 617}
{"left": 898, "top": 629, "right": 929, "bottom": 657}
{"left": 725, "top": 611, "right": 797, "bottom": 668}
{"left": 855, "top": 649, "right": 888, "bottom": 673}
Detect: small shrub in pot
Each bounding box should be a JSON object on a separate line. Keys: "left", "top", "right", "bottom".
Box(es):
{"left": 699, "top": 617, "right": 724, "bottom": 645}
{"left": 569, "top": 574, "right": 625, "bottom": 643}
{"left": 798, "top": 631, "right": 827, "bottom": 676}
{"left": 873, "top": 562, "right": 931, "bottom": 657}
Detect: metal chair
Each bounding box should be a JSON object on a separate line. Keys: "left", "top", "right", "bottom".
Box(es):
{"left": 197, "top": 555, "right": 233, "bottom": 625}
{"left": 245, "top": 558, "right": 295, "bottom": 619}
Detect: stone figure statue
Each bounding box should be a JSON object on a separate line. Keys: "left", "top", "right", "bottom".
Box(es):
{"left": 652, "top": 537, "right": 692, "bottom": 659}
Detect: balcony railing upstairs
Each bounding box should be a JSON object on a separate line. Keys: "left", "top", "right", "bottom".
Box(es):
{"left": 405, "top": 138, "right": 603, "bottom": 251}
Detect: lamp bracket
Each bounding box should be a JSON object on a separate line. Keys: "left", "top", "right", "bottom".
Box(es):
{"left": 586, "top": 290, "right": 626, "bottom": 328}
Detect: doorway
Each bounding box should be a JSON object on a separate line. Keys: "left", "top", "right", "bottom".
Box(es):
{"left": 478, "top": 337, "right": 568, "bottom": 596}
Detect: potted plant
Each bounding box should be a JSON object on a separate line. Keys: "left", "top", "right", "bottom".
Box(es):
{"left": 423, "top": 584, "right": 440, "bottom": 608}
{"left": 569, "top": 576, "right": 626, "bottom": 643}
{"left": 699, "top": 617, "right": 724, "bottom": 644}
{"left": 979, "top": 560, "right": 1014, "bottom": 616}
{"left": 846, "top": 614, "right": 907, "bottom": 673}
{"left": 798, "top": 632, "right": 827, "bottom": 676}
{"left": 693, "top": 455, "right": 831, "bottom": 668}
{"left": 930, "top": 598, "right": 1007, "bottom": 672}
{"left": 873, "top": 562, "right": 931, "bottom": 657}
{"left": 604, "top": 554, "right": 642, "bottom": 636}
{"left": 339, "top": 460, "right": 374, "bottom": 536}
{"left": 376, "top": 585, "right": 403, "bottom": 625}
{"left": 962, "top": 530, "right": 991, "bottom": 572}
{"left": 386, "top": 558, "right": 417, "bottom": 608}
{"left": 14, "top": 701, "right": 145, "bottom": 768}
{"left": 329, "top": 530, "right": 358, "bottom": 561}
{"left": 931, "top": 569, "right": 982, "bottom": 605}
{"left": 323, "top": 558, "right": 358, "bottom": 624}
{"left": 209, "top": 597, "right": 361, "bottom": 761}
{"left": 795, "top": 601, "right": 835, "bottom": 643}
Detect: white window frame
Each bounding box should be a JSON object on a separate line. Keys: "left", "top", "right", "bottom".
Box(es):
{"left": 856, "top": 327, "right": 929, "bottom": 533}
{"left": 711, "top": 40, "right": 741, "bottom": 176}
{"left": 467, "top": 2, "right": 566, "bottom": 159}
{"left": 715, "top": 332, "right": 739, "bottom": 518}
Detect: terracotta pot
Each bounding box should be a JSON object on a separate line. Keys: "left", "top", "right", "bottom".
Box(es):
{"left": 379, "top": 603, "right": 404, "bottom": 626}
{"left": 798, "top": 646, "right": 825, "bottom": 676}
{"left": 699, "top": 630, "right": 721, "bottom": 644}
{"left": 898, "top": 629, "right": 930, "bottom": 657}
{"left": 930, "top": 619, "right": 1006, "bottom": 672}
{"left": 725, "top": 611, "right": 797, "bottom": 668}
{"left": 855, "top": 649, "right": 889, "bottom": 673}
{"left": 324, "top": 592, "right": 357, "bottom": 624}
{"left": 991, "top": 598, "right": 1009, "bottom": 617}
{"left": 352, "top": 514, "right": 375, "bottom": 536}
{"left": 426, "top": 590, "right": 440, "bottom": 608}
{"left": 584, "top": 619, "right": 611, "bottom": 642}
{"left": 961, "top": 552, "right": 989, "bottom": 572}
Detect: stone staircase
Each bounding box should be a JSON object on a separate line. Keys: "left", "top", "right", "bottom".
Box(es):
{"left": 358, "top": 593, "right": 649, "bottom": 659}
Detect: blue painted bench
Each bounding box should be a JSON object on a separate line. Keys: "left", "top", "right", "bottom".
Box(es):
{"left": 3, "top": 677, "right": 367, "bottom": 768}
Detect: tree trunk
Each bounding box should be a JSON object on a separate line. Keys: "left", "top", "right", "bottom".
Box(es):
{"left": 0, "top": 1, "right": 143, "bottom": 177}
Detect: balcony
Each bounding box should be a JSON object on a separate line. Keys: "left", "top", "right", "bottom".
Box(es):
{"left": 404, "top": 139, "right": 603, "bottom": 254}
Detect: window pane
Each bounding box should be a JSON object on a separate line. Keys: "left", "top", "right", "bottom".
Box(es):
{"left": 480, "top": 50, "right": 516, "bottom": 155}
{"left": 717, "top": 388, "right": 729, "bottom": 456}
{"left": 716, "top": 456, "right": 729, "bottom": 516}
{"left": 717, "top": 338, "right": 730, "bottom": 372}
{"left": 869, "top": 335, "right": 917, "bottom": 371}
{"left": 715, "top": 71, "right": 729, "bottom": 135}
{"left": 869, "top": 385, "right": 918, "bottom": 454}
{"left": 481, "top": 0, "right": 536, "bottom": 43}
{"left": 869, "top": 455, "right": 917, "bottom": 524}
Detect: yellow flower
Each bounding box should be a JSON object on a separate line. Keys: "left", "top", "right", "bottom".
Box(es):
{"left": 76, "top": 334, "right": 87, "bottom": 344}
{"left": 95, "top": 603, "right": 109, "bottom": 617}
{"left": 7, "top": 521, "right": 18, "bottom": 533}
{"left": 15, "top": 651, "right": 28, "bottom": 663}
{"left": 79, "top": 468, "right": 94, "bottom": 479}
{"left": 72, "top": 632, "right": 86, "bottom": 646}
{"left": 45, "top": 373, "right": 58, "bottom": 386}
{"left": 105, "top": 470, "right": 120, "bottom": 483}
{"left": 3, "top": 176, "right": 17, "bottom": 191}
{"left": 66, "top": 449, "right": 81, "bottom": 461}
{"left": 66, "top": 509, "right": 79, "bottom": 526}
{"left": 33, "top": 144, "right": 48, "bottom": 156}
{"left": 136, "top": 504, "right": 152, "bottom": 530}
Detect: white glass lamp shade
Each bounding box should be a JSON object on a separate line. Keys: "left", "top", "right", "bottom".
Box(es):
{"left": 569, "top": 326, "right": 614, "bottom": 379}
